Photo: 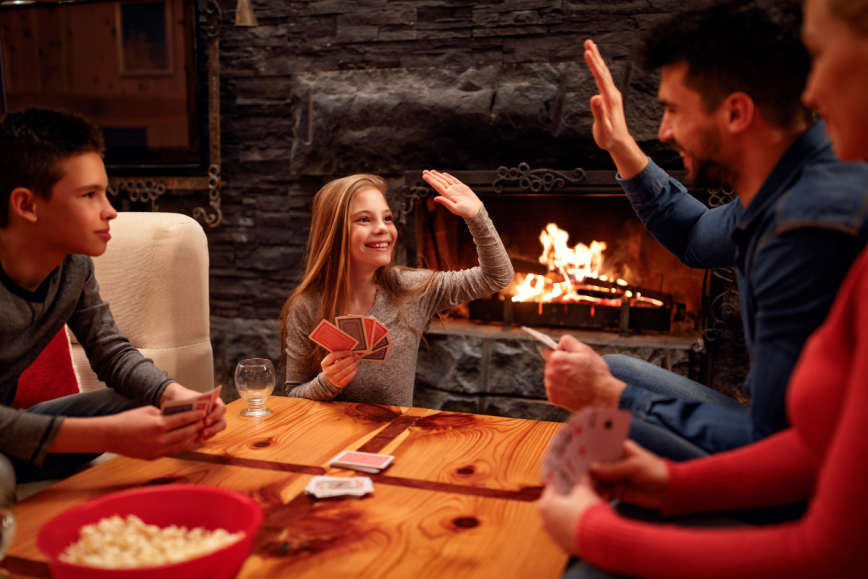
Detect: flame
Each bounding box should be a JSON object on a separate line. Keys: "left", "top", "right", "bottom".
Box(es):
{"left": 509, "top": 223, "right": 663, "bottom": 308}
{"left": 538, "top": 223, "right": 607, "bottom": 282}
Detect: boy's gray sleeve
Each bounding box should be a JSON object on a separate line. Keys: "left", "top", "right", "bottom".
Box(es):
{"left": 0, "top": 406, "right": 64, "bottom": 466}
{"left": 67, "top": 263, "right": 174, "bottom": 406}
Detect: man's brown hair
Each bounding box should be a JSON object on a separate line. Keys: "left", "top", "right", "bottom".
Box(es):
{"left": 639, "top": 0, "right": 811, "bottom": 129}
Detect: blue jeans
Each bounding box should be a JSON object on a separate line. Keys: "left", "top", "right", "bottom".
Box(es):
{"left": 604, "top": 355, "right": 806, "bottom": 523}
{"left": 605, "top": 354, "right": 750, "bottom": 461}
{"left": 6, "top": 389, "right": 143, "bottom": 484}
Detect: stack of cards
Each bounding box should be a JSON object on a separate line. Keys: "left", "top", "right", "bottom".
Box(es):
{"left": 541, "top": 407, "right": 632, "bottom": 495}
{"left": 304, "top": 476, "right": 374, "bottom": 499}
{"left": 161, "top": 385, "right": 222, "bottom": 416}
{"left": 329, "top": 450, "right": 395, "bottom": 474}
{"left": 309, "top": 315, "right": 391, "bottom": 362}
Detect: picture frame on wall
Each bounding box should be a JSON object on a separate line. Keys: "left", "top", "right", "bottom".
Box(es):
{"left": 116, "top": 0, "right": 174, "bottom": 75}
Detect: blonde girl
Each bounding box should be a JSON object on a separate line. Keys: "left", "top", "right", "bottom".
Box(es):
{"left": 280, "top": 170, "right": 513, "bottom": 406}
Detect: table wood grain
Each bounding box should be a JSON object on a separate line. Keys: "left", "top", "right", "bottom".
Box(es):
{"left": 4, "top": 398, "right": 569, "bottom": 579}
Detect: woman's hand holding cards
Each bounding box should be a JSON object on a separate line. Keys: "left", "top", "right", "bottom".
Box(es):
{"left": 590, "top": 440, "right": 670, "bottom": 510}
{"left": 538, "top": 476, "right": 603, "bottom": 557}
{"left": 321, "top": 350, "right": 360, "bottom": 389}
{"left": 538, "top": 440, "right": 671, "bottom": 557}
{"left": 422, "top": 170, "right": 482, "bottom": 218}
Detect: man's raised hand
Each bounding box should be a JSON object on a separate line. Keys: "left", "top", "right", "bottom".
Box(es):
{"left": 583, "top": 39, "right": 648, "bottom": 178}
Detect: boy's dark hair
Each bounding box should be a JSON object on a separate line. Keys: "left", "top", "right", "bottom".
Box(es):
{"left": 0, "top": 107, "right": 105, "bottom": 228}
{"left": 639, "top": 0, "right": 810, "bottom": 129}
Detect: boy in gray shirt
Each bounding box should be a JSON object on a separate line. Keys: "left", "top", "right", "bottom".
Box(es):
{"left": 0, "top": 108, "right": 226, "bottom": 499}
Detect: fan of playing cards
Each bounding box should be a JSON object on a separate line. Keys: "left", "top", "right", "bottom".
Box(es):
{"left": 309, "top": 315, "right": 391, "bottom": 362}
{"left": 541, "top": 408, "right": 632, "bottom": 495}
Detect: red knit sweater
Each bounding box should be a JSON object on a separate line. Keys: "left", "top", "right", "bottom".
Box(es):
{"left": 577, "top": 247, "right": 868, "bottom": 578}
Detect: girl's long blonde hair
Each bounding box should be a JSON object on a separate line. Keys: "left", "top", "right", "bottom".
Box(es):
{"left": 279, "top": 174, "right": 438, "bottom": 372}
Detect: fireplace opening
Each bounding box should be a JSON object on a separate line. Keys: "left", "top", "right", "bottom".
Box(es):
{"left": 401, "top": 167, "right": 706, "bottom": 336}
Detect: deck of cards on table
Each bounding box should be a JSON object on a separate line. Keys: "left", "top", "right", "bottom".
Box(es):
{"left": 542, "top": 408, "right": 632, "bottom": 494}
{"left": 330, "top": 450, "right": 395, "bottom": 474}
{"left": 309, "top": 315, "right": 391, "bottom": 362}
{"left": 305, "top": 476, "right": 374, "bottom": 499}
{"left": 160, "top": 385, "right": 222, "bottom": 416}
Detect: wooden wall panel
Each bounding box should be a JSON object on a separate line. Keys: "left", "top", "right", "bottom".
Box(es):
{"left": 1, "top": 0, "right": 190, "bottom": 147}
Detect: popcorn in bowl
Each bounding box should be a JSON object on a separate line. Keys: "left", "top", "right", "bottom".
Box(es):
{"left": 59, "top": 514, "right": 245, "bottom": 569}
{"left": 38, "top": 485, "right": 264, "bottom": 579}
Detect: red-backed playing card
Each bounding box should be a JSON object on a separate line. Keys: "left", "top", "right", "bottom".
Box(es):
{"left": 369, "top": 334, "right": 390, "bottom": 352}
{"left": 330, "top": 450, "right": 395, "bottom": 473}
{"left": 371, "top": 319, "right": 389, "bottom": 344}
{"left": 361, "top": 343, "right": 389, "bottom": 362}
{"left": 336, "top": 315, "right": 369, "bottom": 353}
{"left": 363, "top": 317, "right": 377, "bottom": 350}
{"left": 309, "top": 319, "right": 358, "bottom": 352}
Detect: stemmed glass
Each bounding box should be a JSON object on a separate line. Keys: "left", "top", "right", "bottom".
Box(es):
{"left": 0, "top": 490, "right": 15, "bottom": 579}
{"left": 235, "top": 358, "right": 275, "bottom": 417}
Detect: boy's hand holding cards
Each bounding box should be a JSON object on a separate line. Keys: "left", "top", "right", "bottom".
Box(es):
{"left": 160, "top": 385, "right": 222, "bottom": 416}
{"left": 541, "top": 408, "right": 632, "bottom": 495}
{"left": 309, "top": 315, "right": 391, "bottom": 362}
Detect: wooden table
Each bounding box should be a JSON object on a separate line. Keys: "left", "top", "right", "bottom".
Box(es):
{"left": 4, "top": 398, "right": 569, "bottom": 578}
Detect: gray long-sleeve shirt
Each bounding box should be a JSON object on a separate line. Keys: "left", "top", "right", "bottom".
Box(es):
{"left": 1, "top": 254, "right": 173, "bottom": 466}
{"left": 284, "top": 207, "right": 514, "bottom": 407}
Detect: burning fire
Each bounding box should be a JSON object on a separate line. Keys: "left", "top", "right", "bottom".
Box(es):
{"left": 509, "top": 224, "right": 663, "bottom": 307}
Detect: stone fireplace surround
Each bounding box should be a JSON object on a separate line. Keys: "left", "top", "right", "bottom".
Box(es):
{"left": 190, "top": 0, "right": 750, "bottom": 418}
{"left": 404, "top": 167, "right": 730, "bottom": 421}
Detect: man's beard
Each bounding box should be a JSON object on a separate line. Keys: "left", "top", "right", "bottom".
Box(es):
{"left": 673, "top": 127, "right": 738, "bottom": 191}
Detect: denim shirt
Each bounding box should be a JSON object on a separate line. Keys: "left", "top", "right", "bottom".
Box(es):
{"left": 617, "top": 122, "right": 868, "bottom": 453}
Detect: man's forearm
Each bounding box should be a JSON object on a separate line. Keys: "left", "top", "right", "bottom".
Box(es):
{"left": 609, "top": 139, "right": 649, "bottom": 180}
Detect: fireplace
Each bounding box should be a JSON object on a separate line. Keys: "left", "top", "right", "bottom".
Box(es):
{"left": 401, "top": 166, "right": 707, "bottom": 336}
{"left": 400, "top": 165, "right": 745, "bottom": 421}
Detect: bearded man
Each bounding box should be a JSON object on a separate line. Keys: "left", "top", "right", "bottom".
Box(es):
{"left": 543, "top": 0, "right": 868, "bottom": 463}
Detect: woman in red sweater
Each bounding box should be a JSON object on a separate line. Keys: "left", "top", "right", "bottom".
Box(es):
{"left": 538, "top": 1, "right": 868, "bottom": 577}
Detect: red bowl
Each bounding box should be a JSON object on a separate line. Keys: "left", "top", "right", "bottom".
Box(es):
{"left": 37, "top": 485, "right": 263, "bottom": 579}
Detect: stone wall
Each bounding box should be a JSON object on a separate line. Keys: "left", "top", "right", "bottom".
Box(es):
{"left": 203, "top": 0, "right": 744, "bottom": 412}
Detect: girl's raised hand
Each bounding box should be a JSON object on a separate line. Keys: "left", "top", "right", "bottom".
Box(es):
{"left": 422, "top": 170, "right": 482, "bottom": 218}
{"left": 321, "top": 350, "right": 360, "bottom": 389}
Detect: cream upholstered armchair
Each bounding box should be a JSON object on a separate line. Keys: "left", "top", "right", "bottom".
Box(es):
{"left": 68, "top": 212, "right": 214, "bottom": 393}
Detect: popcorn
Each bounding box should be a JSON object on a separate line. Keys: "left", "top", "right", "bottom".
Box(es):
{"left": 59, "top": 515, "right": 245, "bottom": 569}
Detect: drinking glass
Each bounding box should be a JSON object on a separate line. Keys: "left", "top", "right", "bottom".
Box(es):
{"left": 235, "top": 358, "right": 275, "bottom": 417}
{"left": 0, "top": 497, "right": 15, "bottom": 579}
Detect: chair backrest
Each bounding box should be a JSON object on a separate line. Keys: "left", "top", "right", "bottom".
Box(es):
{"left": 69, "top": 212, "right": 214, "bottom": 393}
